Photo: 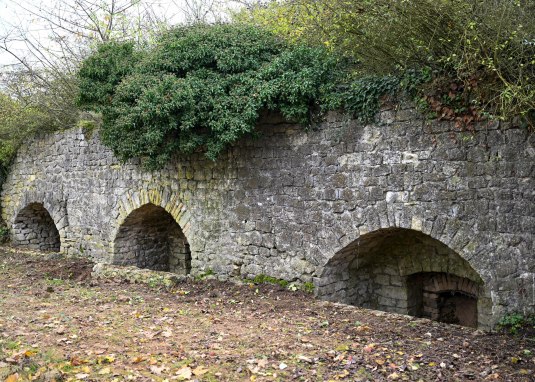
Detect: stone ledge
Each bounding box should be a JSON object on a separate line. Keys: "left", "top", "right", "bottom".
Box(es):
{"left": 91, "top": 263, "right": 190, "bottom": 289}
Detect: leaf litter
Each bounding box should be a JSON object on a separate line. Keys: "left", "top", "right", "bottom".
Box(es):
{"left": 0, "top": 247, "right": 533, "bottom": 381}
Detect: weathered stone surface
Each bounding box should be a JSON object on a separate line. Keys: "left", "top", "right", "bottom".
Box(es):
{"left": 1, "top": 106, "right": 533, "bottom": 329}
{"left": 91, "top": 263, "right": 187, "bottom": 289}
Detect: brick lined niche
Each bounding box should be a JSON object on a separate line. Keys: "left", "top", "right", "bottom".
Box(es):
{"left": 317, "top": 228, "right": 484, "bottom": 328}
{"left": 407, "top": 273, "right": 479, "bottom": 327}
{"left": 13, "top": 203, "right": 60, "bottom": 252}
{"left": 113, "top": 203, "right": 191, "bottom": 274}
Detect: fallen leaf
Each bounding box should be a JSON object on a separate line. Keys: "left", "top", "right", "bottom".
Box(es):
{"left": 193, "top": 366, "right": 208, "bottom": 376}
{"left": 297, "top": 355, "right": 313, "bottom": 363}
{"left": 5, "top": 373, "right": 19, "bottom": 382}
{"left": 337, "top": 369, "right": 349, "bottom": 378}
{"left": 175, "top": 366, "right": 192, "bottom": 380}
{"left": 98, "top": 367, "right": 111, "bottom": 375}
{"left": 99, "top": 355, "right": 115, "bottom": 364}
{"left": 81, "top": 366, "right": 91, "bottom": 373}
{"left": 162, "top": 330, "right": 173, "bottom": 338}
{"left": 70, "top": 356, "right": 88, "bottom": 366}
{"left": 150, "top": 365, "right": 165, "bottom": 375}
{"left": 257, "top": 358, "right": 268, "bottom": 368}
{"left": 131, "top": 356, "right": 145, "bottom": 364}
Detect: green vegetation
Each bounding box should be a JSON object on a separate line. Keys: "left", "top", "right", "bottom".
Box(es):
{"left": 302, "top": 281, "right": 315, "bottom": 293}
{"left": 1, "top": 1, "right": 532, "bottom": 175}
{"left": 77, "top": 24, "right": 348, "bottom": 169}
{"left": 0, "top": 86, "right": 79, "bottom": 211}
{"left": 497, "top": 312, "right": 535, "bottom": 335}
{"left": 251, "top": 274, "right": 290, "bottom": 288}
{"left": 194, "top": 268, "right": 215, "bottom": 281}
{"left": 245, "top": 274, "right": 314, "bottom": 293}
{"left": 0, "top": 225, "right": 9, "bottom": 244}
{"left": 0, "top": 94, "right": 65, "bottom": 183}
{"left": 77, "top": 24, "right": 430, "bottom": 169}
{"left": 77, "top": 1, "right": 534, "bottom": 169}
{"left": 236, "top": 0, "right": 535, "bottom": 129}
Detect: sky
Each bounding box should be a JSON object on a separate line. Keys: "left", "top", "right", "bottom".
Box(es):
{"left": 0, "top": 0, "right": 251, "bottom": 69}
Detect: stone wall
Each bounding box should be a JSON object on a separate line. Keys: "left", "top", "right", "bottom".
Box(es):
{"left": 1, "top": 105, "right": 533, "bottom": 329}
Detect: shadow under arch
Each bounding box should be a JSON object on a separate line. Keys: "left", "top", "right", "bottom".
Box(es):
{"left": 13, "top": 202, "right": 61, "bottom": 252}
{"left": 112, "top": 203, "right": 191, "bottom": 275}
{"left": 316, "top": 228, "right": 487, "bottom": 328}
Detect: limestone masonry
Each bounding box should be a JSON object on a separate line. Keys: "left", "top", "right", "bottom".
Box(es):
{"left": 2, "top": 106, "right": 533, "bottom": 329}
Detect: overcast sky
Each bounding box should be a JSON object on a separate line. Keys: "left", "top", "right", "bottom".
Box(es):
{"left": 0, "top": 0, "right": 251, "bottom": 69}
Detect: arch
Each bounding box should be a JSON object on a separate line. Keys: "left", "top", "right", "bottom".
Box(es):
{"left": 316, "top": 227, "right": 488, "bottom": 328}
{"left": 407, "top": 273, "right": 479, "bottom": 327}
{"left": 8, "top": 191, "right": 68, "bottom": 252}
{"left": 112, "top": 203, "right": 191, "bottom": 274}
{"left": 111, "top": 187, "right": 192, "bottom": 246}
{"left": 13, "top": 203, "right": 61, "bottom": 252}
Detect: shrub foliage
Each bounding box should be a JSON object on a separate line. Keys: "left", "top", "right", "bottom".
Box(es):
{"left": 77, "top": 24, "right": 346, "bottom": 169}
{"left": 0, "top": 93, "right": 64, "bottom": 183}
{"left": 236, "top": 0, "right": 535, "bottom": 127}
{"left": 79, "top": 2, "right": 534, "bottom": 169}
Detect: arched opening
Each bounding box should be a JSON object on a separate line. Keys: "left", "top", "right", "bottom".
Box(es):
{"left": 407, "top": 273, "right": 479, "bottom": 327}
{"left": 13, "top": 203, "right": 61, "bottom": 252}
{"left": 113, "top": 203, "right": 191, "bottom": 274}
{"left": 317, "top": 228, "right": 484, "bottom": 327}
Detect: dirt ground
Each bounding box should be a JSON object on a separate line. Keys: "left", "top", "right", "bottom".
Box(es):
{"left": 0, "top": 247, "right": 533, "bottom": 382}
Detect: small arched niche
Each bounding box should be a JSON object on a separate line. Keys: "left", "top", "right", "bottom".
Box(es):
{"left": 13, "top": 203, "right": 61, "bottom": 252}
{"left": 407, "top": 272, "right": 479, "bottom": 327}
{"left": 317, "top": 228, "right": 484, "bottom": 328}
{"left": 113, "top": 203, "right": 191, "bottom": 274}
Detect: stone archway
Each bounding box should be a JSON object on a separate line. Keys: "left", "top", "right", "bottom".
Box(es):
{"left": 316, "top": 228, "right": 485, "bottom": 327}
{"left": 13, "top": 203, "right": 61, "bottom": 252}
{"left": 113, "top": 203, "right": 191, "bottom": 275}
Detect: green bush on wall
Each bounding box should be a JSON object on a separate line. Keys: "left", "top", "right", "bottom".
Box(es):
{"left": 77, "top": 24, "right": 349, "bottom": 169}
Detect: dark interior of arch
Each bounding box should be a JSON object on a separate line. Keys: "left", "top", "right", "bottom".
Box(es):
{"left": 13, "top": 203, "right": 61, "bottom": 252}
{"left": 113, "top": 203, "right": 191, "bottom": 274}
{"left": 407, "top": 272, "right": 479, "bottom": 327}
{"left": 317, "top": 228, "right": 483, "bottom": 327}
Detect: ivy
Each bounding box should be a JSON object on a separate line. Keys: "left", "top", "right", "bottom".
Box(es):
{"left": 337, "top": 76, "right": 401, "bottom": 123}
